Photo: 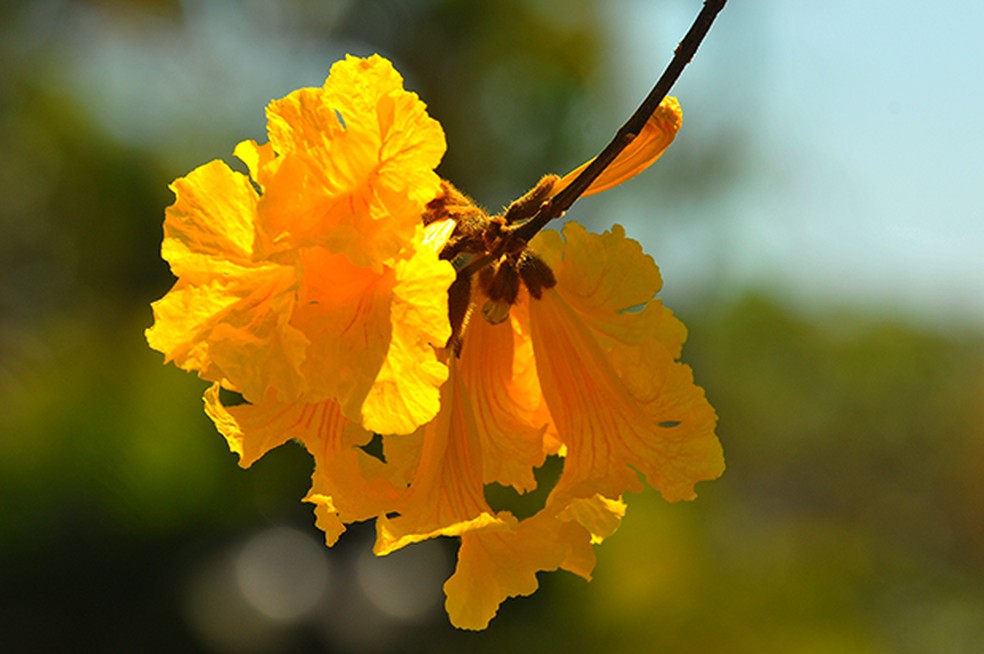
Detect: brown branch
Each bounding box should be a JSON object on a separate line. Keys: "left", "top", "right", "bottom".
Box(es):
{"left": 510, "top": 0, "right": 728, "bottom": 244}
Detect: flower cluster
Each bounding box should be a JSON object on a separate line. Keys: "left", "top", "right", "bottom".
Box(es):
{"left": 147, "top": 54, "right": 724, "bottom": 629}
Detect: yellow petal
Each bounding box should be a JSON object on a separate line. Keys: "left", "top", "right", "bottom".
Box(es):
{"left": 159, "top": 159, "right": 258, "bottom": 276}
{"left": 535, "top": 223, "right": 661, "bottom": 313}
{"left": 532, "top": 222, "right": 686, "bottom": 354}
{"left": 359, "top": 226, "right": 455, "bottom": 434}
{"left": 202, "top": 274, "right": 310, "bottom": 403}
{"left": 300, "top": 411, "right": 403, "bottom": 548}
{"left": 508, "top": 296, "right": 562, "bottom": 455}
{"left": 274, "top": 222, "right": 453, "bottom": 434}
{"left": 608, "top": 335, "right": 725, "bottom": 500}
{"left": 378, "top": 429, "right": 426, "bottom": 490}
{"left": 327, "top": 55, "right": 446, "bottom": 209}
{"left": 443, "top": 507, "right": 593, "bottom": 630}
{"left": 458, "top": 304, "right": 548, "bottom": 492}
{"left": 148, "top": 272, "right": 307, "bottom": 401}
{"left": 374, "top": 361, "right": 510, "bottom": 556}
{"left": 202, "top": 383, "right": 294, "bottom": 468}
{"left": 526, "top": 222, "right": 722, "bottom": 503}
{"left": 256, "top": 55, "right": 445, "bottom": 267}
{"left": 265, "top": 86, "right": 346, "bottom": 157}
{"left": 289, "top": 247, "right": 393, "bottom": 405}
{"left": 203, "top": 384, "right": 399, "bottom": 547}
{"left": 556, "top": 494, "right": 626, "bottom": 546}
{"left": 421, "top": 216, "right": 457, "bottom": 251}
{"left": 147, "top": 160, "right": 308, "bottom": 402}
{"left": 147, "top": 277, "right": 241, "bottom": 376}
{"left": 554, "top": 96, "right": 682, "bottom": 198}
{"left": 233, "top": 139, "right": 278, "bottom": 189}
{"left": 530, "top": 288, "right": 723, "bottom": 503}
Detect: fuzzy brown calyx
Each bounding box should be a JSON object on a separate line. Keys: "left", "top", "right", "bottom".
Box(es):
{"left": 428, "top": 177, "right": 560, "bottom": 353}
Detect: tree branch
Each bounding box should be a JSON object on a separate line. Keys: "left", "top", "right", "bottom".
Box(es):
{"left": 510, "top": 0, "right": 728, "bottom": 244}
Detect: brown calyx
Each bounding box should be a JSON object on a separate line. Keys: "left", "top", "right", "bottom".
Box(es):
{"left": 425, "top": 177, "right": 560, "bottom": 354}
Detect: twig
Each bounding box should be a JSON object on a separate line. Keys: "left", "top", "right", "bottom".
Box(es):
{"left": 510, "top": 0, "right": 728, "bottom": 244}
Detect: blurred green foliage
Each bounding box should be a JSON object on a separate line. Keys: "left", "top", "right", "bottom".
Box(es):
{"left": 2, "top": 1, "right": 982, "bottom": 652}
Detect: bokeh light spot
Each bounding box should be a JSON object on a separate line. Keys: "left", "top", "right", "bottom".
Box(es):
{"left": 234, "top": 526, "right": 331, "bottom": 623}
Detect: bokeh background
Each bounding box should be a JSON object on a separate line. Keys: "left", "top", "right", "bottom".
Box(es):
{"left": 3, "top": 0, "right": 983, "bottom": 652}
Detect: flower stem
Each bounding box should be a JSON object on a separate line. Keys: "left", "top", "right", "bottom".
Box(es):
{"left": 510, "top": 0, "right": 728, "bottom": 244}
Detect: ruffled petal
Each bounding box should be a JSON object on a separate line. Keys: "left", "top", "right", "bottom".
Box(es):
{"left": 533, "top": 223, "right": 685, "bottom": 353}
{"left": 443, "top": 511, "right": 566, "bottom": 630}
{"left": 147, "top": 276, "right": 244, "bottom": 376}
{"left": 536, "top": 223, "right": 661, "bottom": 315}
{"left": 233, "top": 139, "right": 278, "bottom": 190}
{"left": 556, "top": 494, "right": 626, "bottom": 547}
{"left": 202, "top": 383, "right": 295, "bottom": 467}
{"left": 201, "top": 273, "right": 309, "bottom": 402}
{"left": 149, "top": 264, "right": 309, "bottom": 402}
{"left": 158, "top": 160, "right": 257, "bottom": 273}
{"left": 265, "top": 87, "right": 346, "bottom": 157}
{"left": 443, "top": 498, "right": 618, "bottom": 630}
{"left": 374, "top": 361, "right": 511, "bottom": 556}
{"left": 607, "top": 335, "right": 724, "bottom": 500}
{"left": 147, "top": 161, "right": 308, "bottom": 401}
{"left": 522, "top": 219, "right": 722, "bottom": 505}
{"left": 530, "top": 287, "right": 722, "bottom": 503}
{"left": 270, "top": 221, "right": 453, "bottom": 433}
{"left": 554, "top": 96, "right": 682, "bottom": 198}
{"left": 203, "top": 384, "right": 399, "bottom": 546}
{"left": 359, "top": 225, "right": 455, "bottom": 434}
{"left": 256, "top": 55, "right": 445, "bottom": 267}
{"left": 326, "top": 55, "right": 446, "bottom": 209}
{"left": 299, "top": 407, "right": 403, "bottom": 548}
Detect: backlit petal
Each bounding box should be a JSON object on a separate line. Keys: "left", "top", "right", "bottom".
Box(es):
{"left": 530, "top": 287, "right": 723, "bottom": 503}
{"left": 300, "top": 407, "right": 403, "bottom": 548}
{"left": 257, "top": 55, "right": 445, "bottom": 267}
{"left": 554, "top": 96, "right": 682, "bottom": 198}
{"left": 459, "top": 307, "right": 548, "bottom": 492}
{"left": 202, "top": 383, "right": 294, "bottom": 468}
{"left": 608, "top": 335, "right": 724, "bottom": 500}
{"left": 148, "top": 269, "right": 307, "bottom": 402}
{"left": 147, "top": 161, "right": 308, "bottom": 402}
{"left": 533, "top": 223, "right": 686, "bottom": 354}
{"left": 556, "top": 494, "right": 626, "bottom": 547}
{"left": 326, "top": 55, "right": 446, "bottom": 209}
{"left": 158, "top": 160, "right": 257, "bottom": 273}
{"left": 444, "top": 505, "right": 599, "bottom": 630}
{"left": 359, "top": 226, "right": 455, "bottom": 434}
{"left": 535, "top": 223, "right": 661, "bottom": 316}
{"left": 374, "top": 361, "right": 511, "bottom": 556}
{"left": 289, "top": 248, "right": 393, "bottom": 406}
{"left": 233, "top": 139, "right": 277, "bottom": 189}
{"left": 203, "top": 384, "right": 398, "bottom": 547}
{"left": 201, "top": 274, "right": 310, "bottom": 403}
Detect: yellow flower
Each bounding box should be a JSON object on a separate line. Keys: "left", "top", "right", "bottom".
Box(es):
{"left": 148, "top": 54, "right": 723, "bottom": 631}
{"left": 244, "top": 54, "right": 447, "bottom": 268}
{"left": 147, "top": 55, "right": 455, "bottom": 434}
{"left": 399, "top": 222, "right": 723, "bottom": 629}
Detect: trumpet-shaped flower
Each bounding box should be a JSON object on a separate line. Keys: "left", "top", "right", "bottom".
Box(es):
{"left": 399, "top": 221, "right": 723, "bottom": 629}
{"left": 147, "top": 53, "right": 723, "bottom": 631}
{"left": 147, "top": 55, "right": 455, "bottom": 434}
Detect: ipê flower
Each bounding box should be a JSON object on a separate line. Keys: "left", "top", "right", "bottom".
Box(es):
{"left": 147, "top": 53, "right": 723, "bottom": 631}
{"left": 147, "top": 54, "right": 454, "bottom": 435}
